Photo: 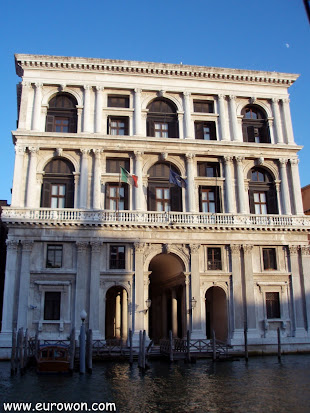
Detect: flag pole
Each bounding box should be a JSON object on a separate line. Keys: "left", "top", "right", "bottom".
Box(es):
{"left": 117, "top": 166, "right": 121, "bottom": 220}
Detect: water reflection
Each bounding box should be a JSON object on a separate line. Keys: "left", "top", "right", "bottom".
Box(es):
{"left": 1, "top": 356, "right": 310, "bottom": 412}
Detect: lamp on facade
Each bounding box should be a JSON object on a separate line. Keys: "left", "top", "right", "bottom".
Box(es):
{"left": 188, "top": 297, "right": 197, "bottom": 314}
{"left": 143, "top": 299, "right": 152, "bottom": 314}
{"left": 80, "top": 309, "right": 87, "bottom": 323}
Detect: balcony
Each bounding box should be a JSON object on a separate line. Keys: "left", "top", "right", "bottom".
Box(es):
{"left": 1, "top": 207, "right": 310, "bottom": 232}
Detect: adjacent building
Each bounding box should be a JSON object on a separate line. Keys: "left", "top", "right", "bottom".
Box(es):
{"left": 0, "top": 54, "right": 310, "bottom": 356}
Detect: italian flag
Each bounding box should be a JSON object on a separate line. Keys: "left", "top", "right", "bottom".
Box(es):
{"left": 120, "top": 166, "right": 138, "bottom": 188}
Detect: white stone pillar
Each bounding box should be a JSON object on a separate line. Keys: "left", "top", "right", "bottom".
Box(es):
{"left": 115, "top": 292, "right": 121, "bottom": 339}
{"left": 190, "top": 244, "right": 204, "bottom": 338}
{"left": 279, "top": 158, "right": 291, "bottom": 215}
{"left": 26, "top": 147, "right": 39, "bottom": 208}
{"left": 83, "top": 85, "right": 92, "bottom": 133}
{"left": 185, "top": 153, "right": 196, "bottom": 212}
{"left": 223, "top": 156, "right": 235, "bottom": 213}
{"left": 183, "top": 91, "right": 193, "bottom": 139}
{"left": 229, "top": 95, "right": 241, "bottom": 142}
{"left": 184, "top": 273, "right": 190, "bottom": 335}
{"left": 218, "top": 94, "right": 228, "bottom": 141}
{"left": 93, "top": 149, "right": 102, "bottom": 209}
{"left": 235, "top": 156, "right": 246, "bottom": 214}
{"left": 75, "top": 241, "right": 88, "bottom": 329}
{"left": 89, "top": 241, "right": 101, "bottom": 336}
{"left": 121, "top": 288, "right": 128, "bottom": 341}
{"left": 133, "top": 242, "right": 145, "bottom": 342}
{"left": 11, "top": 145, "right": 26, "bottom": 207}
{"left": 18, "top": 81, "right": 32, "bottom": 130}
{"left": 79, "top": 149, "right": 90, "bottom": 209}
{"left": 32, "top": 83, "right": 43, "bottom": 131}
{"left": 290, "top": 158, "right": 304, "bottom": 215}
{"left": 271, "top": 98, "right": 283, "bottom": 144}
{"left": 134, "top": 88, "right": 142, "bottom": 136}
{"left": 300, "top": 246, "right": 310, "bottom": 333}
{"left": 282, "top": 98, "right": 295, "bottom": 144}
{"left": 95, "top": 86, "right": 104, "bottom": 133}
{"left": 289, "top": 246, "right": 306, "bottom": 336}
{"left": 231, "top": 245, "right": 244, "bottom": 341}
{"left": 243, "top": 245, "right": 256, "bottom": 333}
{"left": 1, "top": 240, "right": 19, "bottom": 333}
{"left": 17, "top": 240, "right": 33, "bottom": 329}
{"left": 171, "top": 289, "right": 178, "bottom": 338}
{"left": 134, "top": 151, "right": 144, "bottom": 211}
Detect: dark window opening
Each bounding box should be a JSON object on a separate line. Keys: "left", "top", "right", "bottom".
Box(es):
{"left": 242, "top": 105, "right": 270, "bottom": 143}
{"left": 147, "top": 98, "right": 178, "bottom": 139}
{"left": 106, "top": 158, "right": 130, "bottom": 173}
{"left": 197, "top": 162, "right": 220, "bottom": 178}
{"left": 193, "top": 100, "right": 214, "bottom": 113}
{"left": 44, "top": 292, "right": 61, "bottom": 320}
{"left": 46, "top": 245, "right": 63, "bottom": 268}
{"left": 108, "top": 117, "right": 129, "bottom": 135}
{"left": 110, "top": 246, "right": 125, "bottom": 269}
{"left": 108, "top": 95, "right": 129, "bottom": 108}
{"left": 195, "top": 121, "right": 216, "bottom": 140}
{"left": 105, "top": 184, "right": 128, "bottom": 210}
{"left": 199, "top": 187, "right": 221, "bottom": 213}
{"left": 207, "top": 247, "right": 222, "bottom": 270}
{"left": 263, "top": 248, "right": 277, "bottom": 270}
{"left": 46, "top": 93, "right": 77, "bottom": 133}
{"left": 266, "top": 292, "right": 280, "bottom": 319}
{"left": 248, "top": 168, "right": 277, "bottom": 215}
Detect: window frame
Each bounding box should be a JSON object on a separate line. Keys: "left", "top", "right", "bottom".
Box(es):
{"left": 108, "top": 116, "right": 129, "bottom": 136}
{"left": 107, "top": 95, "right": 130, "bottom": 108}
{"left": 193, "top": 100, "right": 214, "bottom": 113}
{"left": 266, "top": 292, "right": 281, "bottom": 319}
{"left": 207, "top": 247, "right": 222, "bottom": 270}
{"left": 199, "top": 186, "right": 221, "bottom": 213}
{"left": 109, "top": 245, "right": 126, "bottom": 270}
{"left": 46, "top": 244, "right": 63, "bottom": 269}
{"left": 194, "top": 121, "right": 217, "bottom": 140}
{"left": 44, "top": 291, "right": 61, "bottom": 321}
{"left": 262, "top": 248, "right": 277, "bottom": 271}
{"left": 105, "top": 183, "right": 128, "bottom": 210}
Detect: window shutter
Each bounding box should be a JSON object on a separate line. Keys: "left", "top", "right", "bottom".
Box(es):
{"left": 195, "top": 122, "right": 203, "bottom": 139}
{"left": 124, "top": 118, "right": 129, "bottom": 135}
{"left": 41, "top": 181, "right": 51, "bottom": 207}
{"left": 247, "top": 126, "right": 255, "bottom": 142}
{"left": 199, "top": 186, "right": 203, "bottom": 212}
{"left": 170, "top": 186, "right": 182, "bottom": 212}
{"left": 147, "top": 119, "right": 155, "bottom": 137}
{"left": 69, "top": 116, "right": 77, "bottom": 133}
{"left": 124, "top": 184, "right": 129, "bottom": 210}
{"left": 147, "top": 183, "right": 157, "bottom": 211}
{"left": 46, "top": 116, "right": 54, "bottom": 132}
{"left": 210, "top": 122, "right": 216, "bottom": 140}
{"left": 266, "top": 187, "right": 278, "bottom": 214}
{"left": 66, "top": 180, "right": 74, "bottom": 208}
{"left": 168, "top": 120, "right": 178, "bottom": 138}
{"left": 216, "top": 186, "right": 222, "bottom": 213}
{"left": 249, "top": 190, "right": 255, "bottom": 214}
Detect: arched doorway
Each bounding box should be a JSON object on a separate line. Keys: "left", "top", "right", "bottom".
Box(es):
{"left": 148, "top": 253, "right": 186, "bottom": 343}
{"left": 105, "top": 286, "right": 128, "bottom": 341}
{"left": 205, "top": 286, "right": 228, "bottom": 341}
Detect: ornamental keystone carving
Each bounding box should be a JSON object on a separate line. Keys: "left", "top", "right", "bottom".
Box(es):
{"left": 160, "top": 152, "right": 168, "bottom": 161}
{"left": 134, "top": 242, "right": 145, "bottom": 253}
{"left": 6, "top": 240, "right": 19, "bottom": 250}
{"left": 55, "top": 148, "right": 63, "bottom": 157}
{"left": 250, "top": 97, "right": 257, "bottom": 104}
{"left": 257, "top": 157, "right": 264, "bottom": 165}
{"left": 243, "top": 244, "right": 253, "bottom": 254}
{"left": 288, "top": 245, "right": 299, "bottom": 255}
{"left": 230, "top": 244, "right": 241, "bottom": 255}
{"left": 163, "top": 243, "right": 172, "bottom": 254}
{"left": 90, "top": 241, "right": 102, "bottom": 253}
{"left": 76, "top": 241, "right": 89, "bottom": 252}
{"left": 190, "top": 244, "right": 201, "bottom": 254}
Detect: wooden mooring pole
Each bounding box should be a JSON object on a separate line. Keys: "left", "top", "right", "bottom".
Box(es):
{"left": 138, "top": 330, "right": 142, "bottom": 368}
{"left": 186, "top": 330, "right": 191, "bottom": 363}
{"left": 69, "top": 328, "right": 75, "bottom": 373}
{"left": 10, "top": 329, "right": 16, "bottom": 375}
{"left": 212, "top": 330, "right": 216, "bottom": 361}
{"left": 244, "top": 327, "right": 248, "bottom": 362}
{"left": 142, "top": 330, "right": 146, "bottom": 370}
{"left": 169, "top": 330, "right": 173, "bottom": 362}
{"left": 18, "top": 328, "right": 24, "bottom": 374}
{"left": 129, "top": 329, "right": 133, "bottom": 366}
{"left": 277, "top": 327, "right": 281, "bottom": 362}
{"left": 86, "top": 329, "right": 93, "bottom": 374}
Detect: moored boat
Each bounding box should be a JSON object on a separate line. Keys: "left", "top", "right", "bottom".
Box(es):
{"left": 36, "top": 345, "right": 70, "bottom": 374}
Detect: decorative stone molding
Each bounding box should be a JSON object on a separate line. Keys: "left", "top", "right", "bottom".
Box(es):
{"left": 80, "top": 148, "right": 90, "bottom": 155}
{"left": 6, "top": 240, "right": 19, "bottom": 250}
{"left": 21, "top": 240, "right": 34, "bottom": 251}
{"left": 55, "top": 148, "right": 63, "bottom": 157}
{"left": 90, "top": 241, "right": 102, "bottom": 253}
{"left": 76, "top": 241, "right": 89, "bottom": 252}
{"left": 190, "top": 244, "right": 201, "bottom": 254}
{"left": 223, "top": 156, "right": 233, "bottom": 163}
{"left": 160, "top": 152, "right": 168, "bottom": 161}
{"left": 235, "top": 156, "right": 245, "bottom": 163}
{"left": 290, "top": 158, "right": 299, "bottom": 165}
{"left": 243, "top": 244, "right": 253, "bottom": 254}
{"left": 163, "top": 243, "right": 172, "bottom": 254}
{"left": 29, "top": 146, "right": 39, "bottom": 154}
{"left": 288, "top": 245, "right": 299, "bottom": 255}
{"left": 15, "top": 145, "right": 26, "bottom": 154}
{"left": 279, "top": 158, "right": 288, "bottom": 166}
{"left": 230, "top": 244, "right": 241, "bottom": 255}
{"left": 300, "top": 246, "right": 310, "bottom": 256}
{"left": 96, "top": 85, "right": 104, "bottom": 92}
{"left": 134, "top": 242, "right": 145, "bottom": 253}
{"left": 174, "top": 244, "right": 190, "bottom": 259}
{"left": 185, "top": 153, "right": 195, "bottom": 161}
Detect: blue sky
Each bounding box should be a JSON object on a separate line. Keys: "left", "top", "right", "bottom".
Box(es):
{"left": 0, "top": 0, "right": 309, "bottom": 202}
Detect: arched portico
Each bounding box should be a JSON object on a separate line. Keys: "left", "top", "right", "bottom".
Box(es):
{"left": 148, "top": 253, "right": 186, "bottom": 343}
{"left": 205, "top": 286, "right": 228, "bottom": 341}
{"left": 105, "top": 286, "right": 128, "bottom": 341}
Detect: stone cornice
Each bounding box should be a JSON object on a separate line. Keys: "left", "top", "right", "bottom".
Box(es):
{"left": 15, "top": 54, "right": 299, "bottom": 87}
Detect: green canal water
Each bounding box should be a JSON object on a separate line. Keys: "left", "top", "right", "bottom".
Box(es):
{"left": 1, "top": 355, "right": 310, "bottom": 412}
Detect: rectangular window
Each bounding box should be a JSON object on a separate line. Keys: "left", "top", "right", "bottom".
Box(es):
{"left": 51, "top": 184, "right": 66, "bottom": 208}
{"left": 55, "top": 117, "right": 69, "bottom": 132}
{"left": 266, "top": 292, "right": 280, "bottom": 319}
{"left": 263, "top": 248, "right": 277, "bottom": 270}
{"left": 106, "top": 158, "right": 130, "bottom": 173}
{"left": 155, "top": 187, "right": 170, "bottom": 211}
{"left": 107, "top": 95, "right": 129, "bottom": 108}
{"left": 197, "top": 162, "right": 220, "bottom": 178}
{"left": 110, "top": 245, "right": 125, "bottom": 269}
{"left": 193, "top": 100, "right": 214, "bottom": 113}
{"left": 200, "top": 188, "right": 216, "bottom": 213}
{"left": 254, "top": 192, "right": 267, "bottom": 214}
{"left": 106, "top": 184, "right": 127, "bottom": 210}
{"left": 195, "top": 121, "right": 216, "bottom": 140}
{"left": 108, "top": 117, "right": 129, "bottom": 135}
{"left": 207, "top": 247, "right": 222, "bottom": 270}
{"left": 44, "top": 292, "right": 61, "bottom": 320}
{"left": 154, "top": 122, "right": 169, "bottom": 138}
{"left": 46, "top": 245, "right": 63, "bottom": 268}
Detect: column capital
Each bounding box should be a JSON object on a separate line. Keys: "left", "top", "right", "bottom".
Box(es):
{"left": 183, "top": 91, "right": 191, "bottom": 97}
{"left": 134, "top": 88, "right": 142, "bottom": 94}
{"left": 90, "top": 241, "right": 102, "bottom": 253}
{"left": 300, "top": 245, "right": 310, "bottom": 256}
{"left": 243, "top": 244, "right": 253, "bottom": 254}
{"left": 288, "top": 245, "right": 299, "bottom": 255}
{"left": 229, "top": 95, "right": 236, "bottom": 101}
{"left": 185, "top": 153, "right": 196, "bottom": 161}
{"left": 271, "top": 97, "right": 280, "bottom": 104}
{"left": 279, "top": 158, "right": 288, "bottom": 166}
{"left": 290, "top": 158, "right": 299, "bottom": 165}
{"left": 83, "top": 85, "right": 92, "bottom": 91}
{"left": 22, "top": 81, "right": 32, "bottom": 89}
{"left": 190, "top": 244, "right": 201, "bottom": 254}
{"left": 134, "top": 242, "right": 145, "bottom": 253}
{"left": 80, "top": 148, "right": 90, "bottom": 155}
{"left": 95, "top": 85, "right": 104, "bottom": 92}
{"left": 15, "top": 145, "right": 26, "bottom": 154}
{"left": 218, "top": 94, "right": 226, "bottom": 100}
{"left": 282, "top": 97, "right": 290, "bottom": 104}
{"left": 134, "top": 150, "right": 144, "bottom": 159}
{"left": 29, "top": 146, "right": 39, "bottom": 154}
{"left": 76, "top": 241, "right": 89, "bottom": 252}
{"left": 223, "top": 155, "right": 233, "bottom": 163}
{"left": 21, "top": 240, "right": 34, "bottom": 251}
{"left": 93, "top": 148, "right": 103, "bottom": 157}
{"left": 235, "top": 156, "right": 245, "bottom": 163}
{"left": 34, "top": 82, "right": 43, "bottom": 89}
{"left": 230, "top": 244, "right": 242, "bottom": 255}
{"left": 6, "top": 239, "right": 19, "bottom": 250}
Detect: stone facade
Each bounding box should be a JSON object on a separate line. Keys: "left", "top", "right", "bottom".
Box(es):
{"left": 1, "top": 54, "right": 310, "bottom": 356}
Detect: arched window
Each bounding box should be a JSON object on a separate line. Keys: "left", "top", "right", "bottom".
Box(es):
{"left": 242, "top": 105, "right": 270, "bottom": 143}
{"left": 146, "top": 98, "right": 179, "bottom": 138}
{"left": 248, "top": 167, "right": 278, "bottom": 214}
{"left": 147, "top": 162, "right": 182, "bottom": 211}
{"left": 46, "top": 93, "right": 77, "bottom": 133}
{"left": 41, "top": 158, "right": 75, "bottom": 208}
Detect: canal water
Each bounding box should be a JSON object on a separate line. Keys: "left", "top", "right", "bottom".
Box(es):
{"left": 1, "top": 355, "right": 310, "bottom": 412}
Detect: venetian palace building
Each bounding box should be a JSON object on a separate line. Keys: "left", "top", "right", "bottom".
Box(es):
{"left": 1, "top": 54, "right": 310, "bottom": 356}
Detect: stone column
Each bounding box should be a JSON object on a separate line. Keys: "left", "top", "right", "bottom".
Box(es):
{"left": 161, "top": 290, "right": 167, "bottom": 339}
{"left": 289, "top": 246, "right": 306, "bottom": 336}
{"left": 235, "top": 156, "right": 246, "bottom": 214}
{"left": 290, "top": 158, "right": 304, "bottom": 215}
{"left": 271, "top": 98, "right": 283, "bottom": 144}
{"left": 17, "top": 240, "right": 33, "bottom": 329}
{"left": 83, "top": 85, "right": 92, "bottom": 133}
{"left": 171, "top": 289, "right": 178, "bottom": 337}
{"left": 1, "top": 240, "right": 19, "bottom": 333}
{"left": 115, "top": 292, "right": 121, "bottom": 339}
{"left": 223, "top": 156, "right": 235, "bottom": 213}
{"left": 184, "top": 273, "right": 190, "bottom": 334}
{"left": 79, "top": 149, "right": 90, "bottom": 209}
{"left": 89, "top": 241, "right": 101, "bottom": 336}
{"left": 218, "top": 94, "right": 227, "bottom": 141}
{"left": 26, "top": 147, "right": 39, "bottom": 208}
{"left": 279, "top": 158, "right": 291, "bottom": 215}
{"left": 282, "top": 98, "right": 295, "bottom": 144}
{"left": 300, "top": 246, "right": 310, "bottom": 332}
{"left": 133, "top": 242, "right": 145, "bottom": 341}
{"left": 231, "top": 245, "right": 244, "bottom": 341}
{"left": 95, "top": 86, "right": 104, "bottom": 133}
{"left": 93, "top": 149, "right": 102, "bottom": 209}
{"left": 190, "top": 244, "right": 204, "bottom": 338}
{"left": 32, "top": 83, "right": 43, "bottom": 131}
{"left": 11, "top": 145, "right": 26, "bottom": 207}
{"left": 121, "top": 288, "right": 128, "bottom": 341}
{"left": 18, "top": 81, "right": 32, "bottom": 130}
{"left": 134, "top": 151, "right": 144, "bottom": 211}
{"left": 243, "top": 245, "right": 256, "bottom": 332}
{"left": 134, "top": 88, "right": 142, "bottom": 136}
{"left": 75, "top": 241, "right": 88, "bottom": 329}
{"left": 186, "top": 153, "right": 196, "bottom": 212}
{"left": 183, "top": 91, "right": 193, "bottom": 139}
{"left": 229, "top": 95, "right": 241, "bottom": 142}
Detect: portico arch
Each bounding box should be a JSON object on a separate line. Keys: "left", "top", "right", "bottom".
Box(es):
{"left": 205, "top": 286, "right": 228, "bottom": 341}
{"left": 105, "top": 286, "right": 128, "bottom": 341}
{"left": 148, "top": 253, "right": 186, "bottom": 343}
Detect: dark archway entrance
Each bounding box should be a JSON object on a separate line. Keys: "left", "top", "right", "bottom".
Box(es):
{"left": 148, "top": 253, "right": 186, "bottom": 343}
{"left": 205, "top": 287, "right": 228, "bottom": 341}
{"left": 105, "top": 286, "right": 128, "bottom": 341}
